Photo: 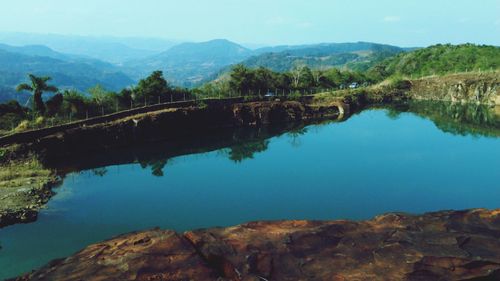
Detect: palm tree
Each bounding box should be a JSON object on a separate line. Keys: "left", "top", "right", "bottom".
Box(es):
{"left": 16, "top": 74, "right": 58, "bottom": 114}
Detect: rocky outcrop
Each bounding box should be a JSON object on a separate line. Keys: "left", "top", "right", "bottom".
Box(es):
{"left": 408, "top": 72, "right": 499, "bottom": 105}
{"left": 13, "top": 209, "right": 500, "bottom": 281}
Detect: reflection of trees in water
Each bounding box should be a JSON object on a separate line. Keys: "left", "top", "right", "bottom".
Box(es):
{"left": 385, "top": 101, "right": 500, "bottom": 137}
{"left": 138, "top": 159, "right": 168, "bottom": 177}
{"left": 124, "top": 121, "right": 333, "bottom": 174}
{"left": 226, "top": 140, "right": 270, "bottom": 163}
{"left": 91, "top": 168, "right": 108, "bottom": 177}
{"left": 287, "top": 127, "right": 308, "bottom": 147}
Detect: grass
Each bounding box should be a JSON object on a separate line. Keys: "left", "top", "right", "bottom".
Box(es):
{"left": 0, "top": 155, "right": 52, "bottom": 189}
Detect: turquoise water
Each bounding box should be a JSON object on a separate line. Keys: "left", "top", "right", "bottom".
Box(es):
{"left": 1, "top": 106, "right": 500, "bottom": 279}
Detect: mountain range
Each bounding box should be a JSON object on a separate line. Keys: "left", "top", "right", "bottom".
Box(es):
{"left": 0, "top": 33, "right": 414, "bottom": 102}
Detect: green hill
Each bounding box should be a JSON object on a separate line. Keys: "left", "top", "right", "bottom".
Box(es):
{"left": 240, "top": 42, "right": 406, "bottom": 73}
{"left": 123, "top": 39, "right": 252, "bottom": 87}
{"left": 0, "top": 46, "right": 135, "bottom": 103}
{"left": 374, "top": 44, "right": 500, "bottom": 78}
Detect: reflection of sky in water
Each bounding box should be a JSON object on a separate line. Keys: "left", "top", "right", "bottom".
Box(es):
{"left": 1, "top": 108, "right": 499, "bottom": 280}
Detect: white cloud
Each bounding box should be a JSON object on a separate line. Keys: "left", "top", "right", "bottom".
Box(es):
{"left": 383, "top": 16, "right": 401, "bottom": 23}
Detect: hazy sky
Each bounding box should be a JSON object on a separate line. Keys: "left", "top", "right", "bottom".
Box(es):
{"left": 0, "top": 0, "right": 498, "bottom": 47}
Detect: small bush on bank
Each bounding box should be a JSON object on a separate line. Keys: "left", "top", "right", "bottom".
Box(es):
{"left": 14, "top": 120, "right": 30, "bottom": 132}
{"left": 389, "top": 77, "right": 412, "bottom": 90}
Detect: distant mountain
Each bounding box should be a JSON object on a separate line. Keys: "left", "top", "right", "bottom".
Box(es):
{"left": 242, "top": 42, "right": 406, "bottom": 72}
{"left": 372, "top": 43, "right": 500, "bottom": 77}
{"left": 123, "top": 40, "right": 408, "bottom": 87}
{"left": 0, "top": 32, "right": 177, "bottom": 64}
{"left": 0, "top": 37, "right": 417, "bottom": 100}
{"left": 123, "top": 39, "right": 254, "bottom": 87}
{"left": 0, "top": 43, "right": 73, "bottom": 60}
{"left": 0, "top": 45, "right": 135, "bottom": 103}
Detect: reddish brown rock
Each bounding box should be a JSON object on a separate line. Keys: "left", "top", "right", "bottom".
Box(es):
{"left": 13, "top": 209, "right": 500, "bottom": 281}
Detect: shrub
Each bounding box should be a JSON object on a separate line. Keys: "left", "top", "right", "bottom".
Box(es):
{"left": 15, "top": 120, "right": 30, "bottom": 132}
{"left": 391, "top": 78, "right": 412, "bottom": 90}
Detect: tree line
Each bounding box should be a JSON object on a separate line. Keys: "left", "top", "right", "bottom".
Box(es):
{"left": 196, "top": 64, "right": 378, "bottom": 98}
{"left": 0, "top": 71, "right": 192, "bottom": 133}
{"left": 0, "top": 65, "right": 377, "bottom": 133}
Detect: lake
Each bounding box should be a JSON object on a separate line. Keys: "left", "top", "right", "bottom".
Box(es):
{"left": 1, "top": 102, "right": 499, "bottom": 280}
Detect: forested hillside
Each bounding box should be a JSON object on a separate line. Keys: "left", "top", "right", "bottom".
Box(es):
{"left": 371, "top": 44, "right": 500, "bottom": 78}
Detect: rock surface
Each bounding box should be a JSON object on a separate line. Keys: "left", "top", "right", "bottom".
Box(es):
{"left": 12, "top": 209, "right": 500, "bottom": 281}
{"left": 409, "top": 72, "right": 499, "bottom": 105}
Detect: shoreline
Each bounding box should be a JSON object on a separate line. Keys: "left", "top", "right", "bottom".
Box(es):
{"left": 0, "top": 72, "right": 498, "bottom": 229}
{"left": 11, "top": 208, "right": 500, "bottom": 281}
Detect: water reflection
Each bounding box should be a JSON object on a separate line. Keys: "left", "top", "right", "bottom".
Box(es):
{"left": 53, "top": 101, "right": 499, "bottom": 178}
{"left": 1, "top": 104, "right": 499, "bottom": 280}
{"left": 383, "top": 101, "right": 500, "bottom": 138}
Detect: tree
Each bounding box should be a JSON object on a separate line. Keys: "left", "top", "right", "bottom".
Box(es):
{"left": 134, "top": 71, "right": 170, "bottom": 103}
{"left": 45, "top": 94, "right": 63, "bottom": 116}
{"left": 16, "top": 74, "right": 58, "bottom": 115}
{"left": 229, "top": 64, "right": 254, "bottom": 95}
{"left": 253, "top": 67, "right": 275, "bottom": 93}
{"left": 298, "top": 66, "right": 314, "bottom": 89}
{"left": 291, "top": 65, "right": 306, "bottom": 89}
{"left": 88, "top": 84, "right": 111, "bottom": 114}
{"left": 61, "top": 89, "right": 87, "bottom": 118}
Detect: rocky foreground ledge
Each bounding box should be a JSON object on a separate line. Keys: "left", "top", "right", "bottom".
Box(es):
{"left": 12, "top": 209, "right": 500, "bottom": 281}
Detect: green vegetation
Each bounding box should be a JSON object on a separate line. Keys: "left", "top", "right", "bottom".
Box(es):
{"left": 0, "top": 47, "right": 134, "bottom": 104}
{"left": 0, "top": 43, "right": 498, "bottom": 135}
{"left": 0, "top": 152, "right": 57, "bottom": 227}
{"left": 240, "top": 42, "right": 404, "bottom": 73}
{"left": 16, "top": 74, "right": 58, "bottom": 114}
{"left": 372, "top": 44, "right": 500, "bottom": 79}
{"left": 0, "top": 155, "right": 51, "bottom": 188}
{"left": 396, "top": 101, "right": 500, "bottom": 138}
{"left": 0, "top": 71, "right": 191, "bottom": 134}
{"left": 197, "top": 64, "right": 373, "bottom": 98}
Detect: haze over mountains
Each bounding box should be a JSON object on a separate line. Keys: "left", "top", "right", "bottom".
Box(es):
{"left": 0, "top": 32, "right": 413, "bottom": 102}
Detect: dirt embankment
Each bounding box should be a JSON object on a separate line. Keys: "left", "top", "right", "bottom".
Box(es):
{"left": 15, "top": 100, "right": 342, "bottom": 161}
{"left": 408, "top": 72, "right": 499, "bottom": 105}
{"left": 12, "top": 209, "right": 500, "bottom": 281}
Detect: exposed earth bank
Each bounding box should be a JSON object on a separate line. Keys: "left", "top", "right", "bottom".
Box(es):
{"left": 408, "top": 72, "right": 499, "bottom": 105}
{"left": 11, "top": 100, "right": 343, "bottom": 162}
{"left": 12, "top": 209, "right": 500, "bottom": 281}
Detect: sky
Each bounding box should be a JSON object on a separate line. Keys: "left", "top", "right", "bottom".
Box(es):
{"left": 0, "top": 0, "right": 498, "bottom": 47}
